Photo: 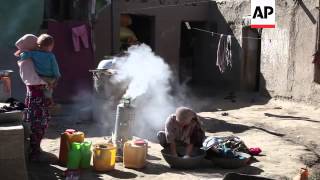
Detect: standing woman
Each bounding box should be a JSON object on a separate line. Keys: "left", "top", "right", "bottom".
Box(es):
{"left": 15, "top": 34, "right": 50, "bottom": 161}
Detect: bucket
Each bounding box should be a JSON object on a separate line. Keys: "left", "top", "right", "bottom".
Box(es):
{"left": 93, "top": 143, "right": 116, "bottom": 171}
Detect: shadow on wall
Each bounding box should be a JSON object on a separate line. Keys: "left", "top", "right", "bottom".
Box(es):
{"left": 188, "top": 1, "right": 272, "bottom": 99}
{"left": 183, "top": 2, "right": 242, "bottom": 89}
{"left": 259, "top": 73, "right": 272, "bottom": 99}
{"left": 178, "top": 1, "right": 273, "bottom": 112}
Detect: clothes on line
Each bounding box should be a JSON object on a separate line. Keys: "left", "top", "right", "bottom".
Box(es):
{"left": 192, "top": 27, "right": 262, "bottom": 40}
{"left": 48, "top": 21, "right": 94, "bottom": 101}
{"left": 216, "top": 34, "right": 232, "bottom": 73}
{"left": 72, "top": 25, "right": 90, "bottom": 52}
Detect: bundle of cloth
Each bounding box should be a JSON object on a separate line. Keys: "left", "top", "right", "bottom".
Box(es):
{"left": 202, "top": 135, "right": 250, "bottom": 159}
{"left": 0, "top": 98, "right": 25, "bottom": 113}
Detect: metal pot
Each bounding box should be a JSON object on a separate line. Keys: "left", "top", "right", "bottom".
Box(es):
{"left": 0, "top": 70, "right": 13, "bottom": 77}
{"left": 161, "top": 147, "right": 206, "bottom": 169}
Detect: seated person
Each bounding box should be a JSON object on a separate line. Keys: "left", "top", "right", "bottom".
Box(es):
{"left": 157, "top": 107, "right": 205, "bottom": 158}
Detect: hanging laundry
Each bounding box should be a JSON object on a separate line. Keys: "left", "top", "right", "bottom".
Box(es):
{"left": 48, "top": 22, "right": 94, "bottom": 102}
{"left": 72, "top": 25, "right": 90, "bottom": 52}
{"left": 216, "top": 34, "right": 232, "bottom": 73}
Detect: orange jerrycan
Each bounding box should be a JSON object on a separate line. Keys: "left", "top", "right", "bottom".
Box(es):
{"left": 123, "top": 139, "right": 147, "bottom": 169}
{"left": 59, "top": 129, "right": 85, "bottom": 166}
{"left": 93, "top": 143, "right": 116, "bottom": 171}
{"left": 70, "top": 131, "right": 85, "bottom": 143}
{"left": 59, "top": 129, "right": 76, "bottom": 165}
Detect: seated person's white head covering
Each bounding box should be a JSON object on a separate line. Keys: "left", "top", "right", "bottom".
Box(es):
{"left": 175, "top": 107, "right": 196, "bottom": 125}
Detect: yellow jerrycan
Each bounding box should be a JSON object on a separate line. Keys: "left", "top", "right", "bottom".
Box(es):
{"left": 123, "top": 139, "right": 147, "bottom": 169}
{"left": 93, "top": 143, "right": 116, "bottom": 171}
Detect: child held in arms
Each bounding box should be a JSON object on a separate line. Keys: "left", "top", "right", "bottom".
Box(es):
{"left": 18, "top": 34, "right": 61, "bottom": 106}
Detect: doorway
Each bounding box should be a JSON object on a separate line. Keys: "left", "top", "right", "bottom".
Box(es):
{"left": 179, "top": 21, "right": 218, "bottom": 87}
{"left": 126, "top": 14, "right": 155, "bottom": 50}
{"left": 241, "top": 27, "right": 261, "bottom": 92}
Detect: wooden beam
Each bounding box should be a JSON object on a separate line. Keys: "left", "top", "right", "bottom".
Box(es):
{"left": 111, "top": 0, "right": 120, "bottom": 54}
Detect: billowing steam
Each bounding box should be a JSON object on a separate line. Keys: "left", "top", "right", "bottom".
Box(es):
{"left": 91, "top": 44, "right": 213, "bottom": 139}
{"left": 111, "top": 44, "right": 176, "bottom": 139}
{"left": 113, "top": 44, "right": 172, "bottom": 100}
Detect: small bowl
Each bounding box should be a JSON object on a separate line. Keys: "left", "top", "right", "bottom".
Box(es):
{"left": 161, "top": 147, "right": 206, "bottom": 169}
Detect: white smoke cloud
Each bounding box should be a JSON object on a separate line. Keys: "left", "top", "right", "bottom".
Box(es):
{"left": 112, "top": 44, "right": 172, "bottom": 100}
{"left": 111, "top": 44, "right": 176, "bottom": 139}
{"left": 91, "top": 44, "right": 215, "bottom": 139}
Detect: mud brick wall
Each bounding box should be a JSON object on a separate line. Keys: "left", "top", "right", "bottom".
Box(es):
{"left": 0, "top": 125, "right": 27, "bottom": 180}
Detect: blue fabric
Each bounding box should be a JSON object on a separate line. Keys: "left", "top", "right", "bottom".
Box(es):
{"left": 20, "top": 51, "right": 61, "bottom": 78}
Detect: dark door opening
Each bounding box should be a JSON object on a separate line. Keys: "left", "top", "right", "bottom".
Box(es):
{"left": 241, "top": 27, "right": 261, "bottom": 92}
{"left": 126, "top": 14, "right": 155, "bottom": 50}
{"left": 180, "top": 21, "right": 211, "bottom": 86}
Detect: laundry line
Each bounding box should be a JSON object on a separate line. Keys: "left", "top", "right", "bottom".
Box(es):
{"left": 120, "top": 1, "right": 262, "bottom": 40}
{"left": 191, "top": 27, "right": 262, "bottom": 40}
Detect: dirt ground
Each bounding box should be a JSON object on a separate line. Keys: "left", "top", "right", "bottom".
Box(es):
{"left": 27, "top": 93, "right": 320, "bottom": 180}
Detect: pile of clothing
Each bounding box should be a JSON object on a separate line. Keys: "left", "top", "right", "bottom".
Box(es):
{"left": 0, "top": 98, "right": 25, "bottom": 113}
{"left": 202, "top": 135, "right": 250, "bottom": 159}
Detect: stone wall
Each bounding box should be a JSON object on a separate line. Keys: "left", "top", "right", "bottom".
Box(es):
{"left": 260, "top": 0, "right": 320, "bottom": 104}
{"left": 212, "top": 0, "right": 320, "bottom": 104}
